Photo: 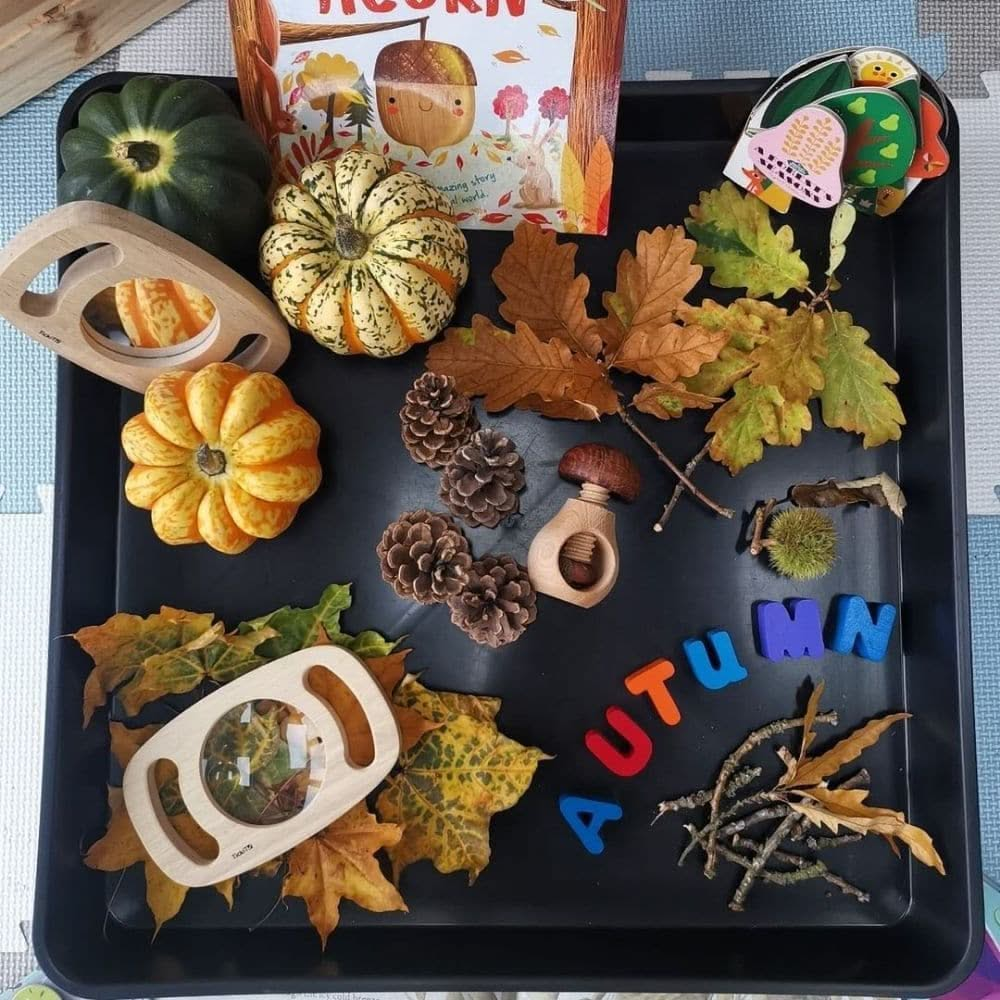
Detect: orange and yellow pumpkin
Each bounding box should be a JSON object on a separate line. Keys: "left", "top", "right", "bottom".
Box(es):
{"left": 259, "top": 148, "right": 469, "bottom": 358}
{"left": 115, "top": 278, "right": 216, "bottom": 349}
{"left": 121, "top": 362, "right": 321, "bottom": 554}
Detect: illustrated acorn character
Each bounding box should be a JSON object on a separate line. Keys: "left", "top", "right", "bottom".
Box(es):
{"left": 374, "top": 40, "right": 477, "bottom": 154}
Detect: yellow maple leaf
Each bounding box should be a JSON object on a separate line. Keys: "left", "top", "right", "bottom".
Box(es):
{"left": 283, "top": 803, "right": 408, "bottom": 948}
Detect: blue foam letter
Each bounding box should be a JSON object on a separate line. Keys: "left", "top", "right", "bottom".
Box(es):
{"left": 682, "top": 629, "right": 749, "bottom": 690}
{"left": 756, "top": 598, "right": 824, "bottom": 660}
{"left": 830, "top": 595, "right": 897, "bottom": 661}
{"left": 559, "top": 795, "right": 623, "bottom": 855}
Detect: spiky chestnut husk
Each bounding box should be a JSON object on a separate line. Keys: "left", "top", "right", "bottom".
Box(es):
{"left": 766, "top": 507, "right": 837, "bottom": 580}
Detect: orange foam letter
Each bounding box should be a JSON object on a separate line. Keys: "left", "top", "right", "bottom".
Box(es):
{"left": 624, "top": 658, "right": 681, "bottom": 726}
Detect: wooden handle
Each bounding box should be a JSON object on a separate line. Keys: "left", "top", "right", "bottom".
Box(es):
{"left": 122, "top": 646, "right": 400, "bottom": 887}
{"left": 0, "top": 202, "right": 290, "bottom": 391}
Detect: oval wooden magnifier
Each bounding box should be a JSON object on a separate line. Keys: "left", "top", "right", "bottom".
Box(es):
{"left": 0, "top": 202, "right": 290, "bottom": 392}
{"left": 122, "top": 646, "right": 401, "bottom": 887}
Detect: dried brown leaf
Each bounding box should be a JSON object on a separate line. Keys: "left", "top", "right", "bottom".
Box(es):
{"left": 493, "top": 222, "right": 602, "bottom": 357}
{"left": 613, "top": 321, "right": 728, "bottom": 385}
{"left": 515, "top": 395, "right": 603, "bottom": 420}
{"left": 791, "top": 473, "right": 906, "bottom": 520}
{"left": 632, "top": 381, "right": 720, "bottom": 420}
{"left": 426, "top": 316, "right": 618, "bottom": 415}
{"left": 785, "top": 712, "right": 910, "bottom": 789}
{"left": 603, "top": 226, "right": 702, "bottom": 358}
{"left": 749, "top": 304, "right": 827, "bottom": 403}
{"left": 799, "top": 679, "right": 825, "bottom": 764}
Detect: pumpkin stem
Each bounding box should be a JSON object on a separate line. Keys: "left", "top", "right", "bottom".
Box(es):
{"left": 113, "top": 140, "right": 161, "bottom": 173}
{"left": 196, "top": 444, "right": 227, "bottom": 477}
{"left": 333, "top": 214, "right": 369, "bottom": 260}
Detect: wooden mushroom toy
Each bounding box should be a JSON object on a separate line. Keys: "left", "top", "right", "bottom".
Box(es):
{"left": 527, "top": 443, "right": 641, "bottom": 609}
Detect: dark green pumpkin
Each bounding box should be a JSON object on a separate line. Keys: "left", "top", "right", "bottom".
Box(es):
{"left": 59, "top": 76, "right": 271, "bottom": 265}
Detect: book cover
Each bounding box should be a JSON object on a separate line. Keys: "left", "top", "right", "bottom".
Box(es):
{"left": 228, "top": 0, "right": 627, "bottom": 234}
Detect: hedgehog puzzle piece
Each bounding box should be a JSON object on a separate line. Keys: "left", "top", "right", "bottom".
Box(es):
{"left": 374, "top": 39, "right": 477, "bottom": 155}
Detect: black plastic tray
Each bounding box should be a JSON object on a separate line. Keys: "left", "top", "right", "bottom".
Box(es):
{"left": 34, "top": 74, "right": 982, "bottom": 997}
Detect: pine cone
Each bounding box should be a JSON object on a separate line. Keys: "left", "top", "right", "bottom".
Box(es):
{"left": 448, "top": 554, "right": 537, "bottom": 648}
{"left": 376, "top": 509, "right": 472, "bottom": 605}
{"left": 400, "top": 372, "right": 479, "bottom": 469}
{"left": 439, "top": 428, "right": 525, "bottom": 528}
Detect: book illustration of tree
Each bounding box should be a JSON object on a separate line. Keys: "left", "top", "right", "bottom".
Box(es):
{"left": 492, "top": 85, "right": 528, "bottom": 142}
{"left": 298, "top": 52, "right": 365, "bottom": 138}
{"left": 538, "top": 85, "right": 570, "bottom": 125}
{"left": 346, "top": 73, "right": 374, "bottom": 142}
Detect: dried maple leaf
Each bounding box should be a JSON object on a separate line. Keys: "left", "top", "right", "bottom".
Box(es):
{"left": 426, "top": 315, "right": 618, "bottom": 416}
{"left": 602, "top": 226, "right": 702, "bottom": 359}
{"left": 493, "top": 222, "right": 602, "bottom": 357}
{"left": 749, "top": 305, "right": 827, "bottom": 403}
{"left": 685, "top": 181, "right": 810, "bottom": 299}
{"left": 817, "top": 310, "right": 905, "bottom": 447}
{"left": 705, "top": 378, "right": 811, "bottom": 474}
{"left": 109, "top": 721, "right": 161, "bottom": 769}
{"left": 75, "top": 607, "right": 215, "bottom": 726}
{"left": 283, "top": 803, "right": 408, "bottom": 948}
{"left": 308, "top": 649, "right": 440, "bottom": 765}
{"left": 377, "top": 678, "right": 548, "bottom": 883}
{"left": 632, "top": 381, "right": 720, "bottom": 420}
{"left": 85, "top": 788, "right": 234, "bottom": 936}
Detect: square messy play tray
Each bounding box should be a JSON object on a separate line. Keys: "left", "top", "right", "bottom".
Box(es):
{"left": 34, "top": 74, "right": 981, "bottom": 997}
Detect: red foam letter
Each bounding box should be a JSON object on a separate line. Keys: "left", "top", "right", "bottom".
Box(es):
{"left": 585, "top": 707, "right": 653, "bottom": 777}
{"left": 624, "top": 658, "right": 681, "bottom": 726}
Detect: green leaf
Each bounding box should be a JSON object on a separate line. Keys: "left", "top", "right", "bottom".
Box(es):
{"left": 344, "top": 629, "right": 398, "bottom": 658}
{"left": 239, "top": 583, "right": 355, "bottom": 658}
{"left": 706, "top": 377, "right": 811, "bottom": 474}
{"left": 685, "top": 182, "right": 810, "bottom": 299}
{"left": 749, "top": 304, "right": 827, "bottom": 403}
{"left": 817, "top": 310, "right": 905, "bottom": 447}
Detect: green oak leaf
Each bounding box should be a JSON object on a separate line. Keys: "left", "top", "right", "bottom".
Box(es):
{"left": 817, "top": 310, "right": 905, "bottom": 447}
{"left": 685, "top": 181, "right": 810, "bottom": 299}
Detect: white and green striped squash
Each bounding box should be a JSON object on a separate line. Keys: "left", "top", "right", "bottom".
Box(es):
{"left": 259, "top": 149, "right": 469, "bottom": 358}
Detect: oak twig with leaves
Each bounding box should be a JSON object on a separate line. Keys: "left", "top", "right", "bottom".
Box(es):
{"left": 426, "top": 181, "right": 904, "bottom": 531}
{"left": 77, "top": 584, "right": 548, "bottom": 943}
{"left": 654, "top": 681, "right": 943, "bottom": 912}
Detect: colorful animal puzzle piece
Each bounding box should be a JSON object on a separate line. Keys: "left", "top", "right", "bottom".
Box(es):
{"left": 848, "top": 47, "right": 919, "bottom": 87}
{"left": 624, "top": 658, "right": 681, "bottom": 725}
{"left": 829, "top": 595, "right": 898, "bottom": 661}
{"left": 750, "top": 104, "right": 846, "bottom": 207}
{"left": 756, "top": 598, "right": 825, "bottom": 661}
{"left": 682, "top": 630, "right": 748, "bottom": 691}
{"left": 559, "top": 795, "right": 623, "bottom": 855}
{"left": 584, "top": 706, "right": 653, "bottom": 778}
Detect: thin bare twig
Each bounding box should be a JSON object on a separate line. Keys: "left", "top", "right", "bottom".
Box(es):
{"left": 730, "top": 813, "right": 799, "bottom": 911}
{"left": 731, "top": 836, "right": 870, "bottom": 902}
{"left": 805, "top": 833, "right": 865, "bottom": 851}
{"left": 685, "top": 825, "right": 827, "bottom": 889}
{"left": 616, "top": 406, "right": 734, "bottom": 520}
{"left": 703, "top": 711, "right": 838, "bottom": 879}
{"left": 654, "top": 440, "right": 712, "bottom": 532}
{"left": 748, "top": 498, "right": 778, "bottom": 556}
{"left": 678, "top": 790, "right": 784, "bottom": 866}
{"left": 653, "top": 766, "right": 761, "bottom": 823}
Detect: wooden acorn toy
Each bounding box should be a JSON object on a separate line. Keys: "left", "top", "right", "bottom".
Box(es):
{"left": 527, "top": 443, "right": 641, "bottom": 609}
{"left": 0, "top": 202, "right": 290, "bottom": 392}
{"left": 122, "top": 646, "right": 400, "bottom": 887}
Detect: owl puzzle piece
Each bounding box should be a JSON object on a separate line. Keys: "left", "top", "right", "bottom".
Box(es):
{"left": 373, "top": 39, "right": 477, "bottom": 155}
{"left": 750, "top": 104, "right": 846, "bottom": 207}
{"left": 818, "top": 88, "right": 917, "bottom": 188}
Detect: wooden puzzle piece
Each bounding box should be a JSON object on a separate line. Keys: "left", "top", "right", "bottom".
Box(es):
{"left": 755, "top": 598, "right": 825, "bottom": 661}
{"left": 558, "top": 795, "right": 623, "bottom": 855}
{"left": 682, "top": 630, "right": 749, "bottom": 691}
{"left": 750, "top": 104, "right": 846, "bottom": 208}
{"left": 829, "top": 595, "right": 898, "bottom": 661}
{"left": 624, "top": 658, "right": 681, "bottom": 726}
{"left": 584, "top": 706, "right": 653, "bottom": 778}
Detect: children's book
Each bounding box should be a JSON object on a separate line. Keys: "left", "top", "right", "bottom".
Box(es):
{"left": 228, "top": 0, "right": 627, "bottom": 234}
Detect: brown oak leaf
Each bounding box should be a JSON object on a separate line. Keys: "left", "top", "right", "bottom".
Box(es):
{"left": 632, "top": 381, "right": 721, "bottom": 420}
{"left": 602, "top": 226, "right": 702, "bottom": 358}
{"left": 283, "top": 803, "right": 408, "bottom": 948}
{"left": 493, "top": 222, "right": 602, "bottom": 357}
{"left": 426, "top": 315, "right": 618, "bottom": 415}
{"left": 613, "top": 321, "right": 728, "bottom": 385}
